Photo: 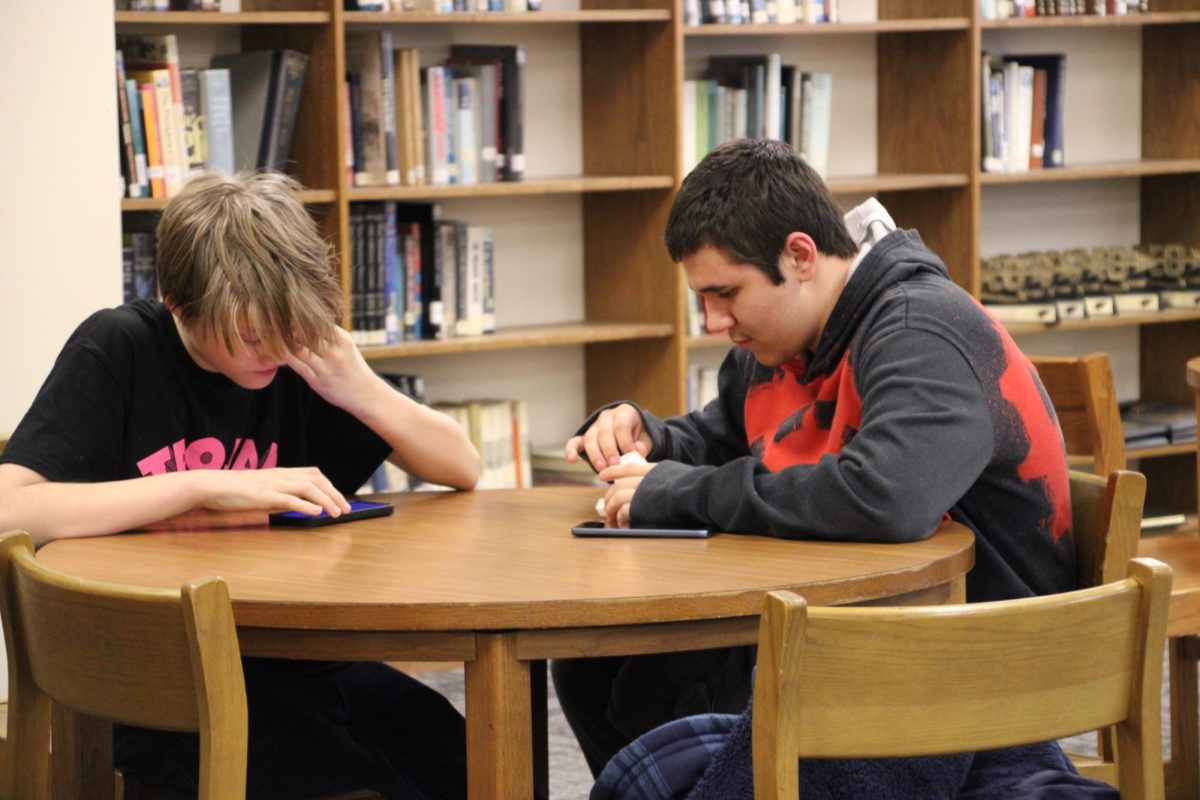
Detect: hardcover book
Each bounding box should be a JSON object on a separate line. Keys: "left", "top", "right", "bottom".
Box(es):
{"left": 210, "top": 49, "right": 309, "bottom": 173}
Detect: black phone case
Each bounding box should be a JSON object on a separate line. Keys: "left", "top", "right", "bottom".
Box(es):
{"left": 269, "top": 501, "right": 394, "bottom": 528}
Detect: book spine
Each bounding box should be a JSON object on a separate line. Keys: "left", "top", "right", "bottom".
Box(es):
{"left": 124, "top": 80, "right": 150, "bottom": 197}
{"left": 138, "top": 82, "right": 166, "bottom": 198}
{"left": 148, "top": 71, "right": 184, "bottom": 194}
{"left": 264, "top": 50, "right": 309, "bottom": 173}
{"left": 115, "top": 51, "right": 144, "bottom": 198}
{"left": 378, "top": 31, "right": 401, "bottom": 185}
{"left": 180, "top": 68, "right": 206, "bottom": 176}
{"left": 454, "top": 78, "right": 478, "bottom": 185}
{"left": 200, "top": 69, "right": 235, "bottom": 174}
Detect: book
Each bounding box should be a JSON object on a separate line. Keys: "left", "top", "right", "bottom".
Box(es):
{"left": 261, "top": 50, "right": 309, "bottom": 173}
{"left": 803, "top": 72, "right": 833, "bottom": 177}
{"left": 210, "top": 49, "right": 309, "bottom": 173}
{"left": 137, "top": 82, "right": 166, "bottom": 198}
{"left": 129, "top": 69, "right": 183, "bottom": 195}
{"left": 124, "top": 79, "right": 150, "bottom": 198}
{"left": 115, "top": 51, "right": 146, "bottom": 198}
{"left": 119, "top": 34, "right": 187, "bottom": 193}
{"left": 179, "top": 68, "right": 206, "bottom": 176}
{"left": 200, "top": 68, "right": 234, "bottom": 174}
{"left": 707, "top": 56, "right": 767, "bottom": 140}
{"left": 448, "top": 45, "right": 525, "bottom": 181}
{"left": 450, "top": 63, "right": 498, "bottom": 183}
{"left": 395, "top": 202, "right": 444, "bottom": 339}
{"left": 453, "top": 77, "right": 479, "bottom": 185}
{"left": 1028, "top": 67, "right": 1047, "bottom": 169}
{"left": 422, "top": 66, "right": 450, "bottom": 185}
{"left": 1004, "top": 54, "right": 1065, "bottom": 168}
{"left": 1122, "top": 401, "right": 1196, "bottom": 444}
{"left": 345, "top": 32, "right": 393, "bottom": 186}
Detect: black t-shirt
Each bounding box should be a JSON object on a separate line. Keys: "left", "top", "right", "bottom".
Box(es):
{"left": 1, "top": 300, "right": 390, "bottom": 494}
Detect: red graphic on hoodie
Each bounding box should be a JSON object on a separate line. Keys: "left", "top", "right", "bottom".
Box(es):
{"left": 993, "top": 325, "right": 1072, "bottom": 542}
{"left": 744, "top": 357, "right": 863, "bottom": 472}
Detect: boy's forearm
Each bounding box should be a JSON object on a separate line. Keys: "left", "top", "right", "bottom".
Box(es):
{"left": 351, "top": 378, "right": 481, "bottom": 490}
{"left": 0, "top": 471, "right": 207, "bottom": 547}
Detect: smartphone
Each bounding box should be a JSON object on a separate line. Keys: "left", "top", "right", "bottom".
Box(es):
{"left": 571, "top": 521, "right": 712, "bottom": 539}
{"left": 269, "top": 500, "right": 394, "bottom": 528}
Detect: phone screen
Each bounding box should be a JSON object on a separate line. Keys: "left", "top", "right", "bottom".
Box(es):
{"left": 269, "top": 500, "right": 394, "bottom": 528}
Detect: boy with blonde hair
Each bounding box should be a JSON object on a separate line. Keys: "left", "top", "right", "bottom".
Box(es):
{"left": 0, "top": 172, "right": 479, "bottom": 799}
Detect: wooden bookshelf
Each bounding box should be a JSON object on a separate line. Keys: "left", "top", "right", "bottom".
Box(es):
{"left": 113, "top": 0, "right": 1200, "bottom": 481}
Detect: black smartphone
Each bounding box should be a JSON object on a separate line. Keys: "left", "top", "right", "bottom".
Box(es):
{"left": 571, "top": 521, "right": 712, "bottom": 539}
{"left": 269, "top": 500, "right": 394, "bottom": 528}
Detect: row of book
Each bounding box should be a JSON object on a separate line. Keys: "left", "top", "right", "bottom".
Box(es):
{"left": 358, "top": 375, "right": 536, "bottom": 493}
{"left": 684, "top": 0, "right": 838, "bottom": 25}
{"left": 981, "top": 52, "right": 1065, "bottom": 174}
{"left": 1121, "top": 401, "right": 1196, "bottom": 450}
{"left": 346, "top": 0, "right": 542, "bottom": 11}
{"left": 344, "top": 33, "right": 525, "bottom": 188}
{"left": 116, "top": 34, "right": 308, "bottom": 198}
{"left": 349, "top": 202, "right": 497, "bottom": 346}
{"left": 682, "top": 55, "right": 832, "bottom": 177}
{"left": 116, "top": 0, "right": 242, "bottom": 9}
{"left": 980, "top": 0, "right": 1148, "bottom": 19}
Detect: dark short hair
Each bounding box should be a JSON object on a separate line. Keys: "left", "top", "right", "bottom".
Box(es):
{"left": 664, "top": 139, "right": 858, "bottom": 284}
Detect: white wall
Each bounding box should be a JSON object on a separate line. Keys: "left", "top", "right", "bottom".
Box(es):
{"left": 0, "top": 0, "right": 120, "bottom": 703}
{"left": 1, "top": 2, "right": 122, "bottom": 433}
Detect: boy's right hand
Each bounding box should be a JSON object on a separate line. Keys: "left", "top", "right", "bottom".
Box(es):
{"left": 198, "top": 467, "right": 352, "bottom": 518}
{"left": 565, "top": 403, "right": 652, "bottom": 473}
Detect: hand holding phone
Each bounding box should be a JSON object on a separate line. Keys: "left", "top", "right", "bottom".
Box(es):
{"left": 269, "top": 500, "right": 394, "bottom": 528}
{"left": 571, "top": 521, "right": 711, "bottom": 539}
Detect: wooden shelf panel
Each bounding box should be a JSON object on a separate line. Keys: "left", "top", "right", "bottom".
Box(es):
{"left": 827, "top": 172, "right": 969, "bottom": 194}
{"left": 346, "top": 9, "right": 672, "bottom": 24}
{"left": 347, "top": 175, "right": 674, "bottom": 201}
{"left": 1127, "top": 443, "right": 1196, "bottom": 460}
{"left": 360, "top": 322, "right": 675, "bottom": 360}
{"left": 980, "top": 159, "right": 1200, "bottom": 185}
{"left": 685, "top": 17, "right": 970, "bottom": 36}
{"left": 1004, "top": 308, "right": 1200, "bottom": 336}
{"left": 687, "top": 334, "right": 727, "bottom": 350}
{"left": 115, "top": 11, "right": 330, "bottom": 25}
{"left": 982, "top": 11, "right": 1200, "bottom": 28}
{"left": 122, "top": 189, "right": 337, "bottom": 212}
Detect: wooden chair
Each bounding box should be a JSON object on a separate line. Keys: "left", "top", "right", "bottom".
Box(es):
{"left": 1034, "top": 352, "right": 1199, "bottom": 798}
{"left": 751, "top": 557, "right": 1173, "bottom": 800}
{"left": 0, "top": 529, "right": 248, "bottom": 799}
{"left": 1031, "top": 353, "right": 1127, "bottom": 477}
{"left": 1135, "top": 355, "right": 1200, "bottom": 800}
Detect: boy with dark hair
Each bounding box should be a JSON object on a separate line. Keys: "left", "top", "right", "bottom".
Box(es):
{"left": 554, "top": 139, "right": 1084, "bottom": 794}
{"left": 0, "top": 171, "right": 479, "bottom": 799}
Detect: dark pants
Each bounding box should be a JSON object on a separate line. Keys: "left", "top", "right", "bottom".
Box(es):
{"left": 550, "top": 645, "right": 756, "bottom": 778}
{"left": 115, "top": 659, "right": 467, "bottom": 800}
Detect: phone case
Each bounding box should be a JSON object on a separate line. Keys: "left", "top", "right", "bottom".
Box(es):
{"left": 571, "top": 521, "right": 711, "bottom": 539}
{"left": 269, "top": 500, "right": 394, "bottom": 528}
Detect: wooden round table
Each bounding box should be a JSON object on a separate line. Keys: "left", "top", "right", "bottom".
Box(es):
{"left": 38, "top": 486, "right": 975, "bottom": 800}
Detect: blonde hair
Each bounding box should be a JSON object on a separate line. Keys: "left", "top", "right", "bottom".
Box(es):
{"left": 155, "top": 171, "right": 343, "bottom": 360}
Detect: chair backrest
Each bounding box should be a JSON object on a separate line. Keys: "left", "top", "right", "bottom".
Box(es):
{"left": 1070, "top": 469, "right": 1145, "bottom": 590}
{"left": 751, "top": 557, "right": 1172, "bottom": 800}
{"left": 1031, "top": 353, "right": 1127, "bottom": 475}
{"left": 0, "top": 530, "right": 247, "bottom": 799}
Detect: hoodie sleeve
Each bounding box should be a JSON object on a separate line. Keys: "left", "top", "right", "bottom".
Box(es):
{"left": 575, "top": 348, "right": 753, "bottom": 468}
{"left": 629, "top": 327, "right": 995, "bottom": 542}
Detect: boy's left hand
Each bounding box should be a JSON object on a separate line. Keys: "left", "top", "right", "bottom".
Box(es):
{"left": 284, "top": 327, "right": 375, "bottom": 413}
{"left": 598, "top": 461, "right": 656, "bottom": 527}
